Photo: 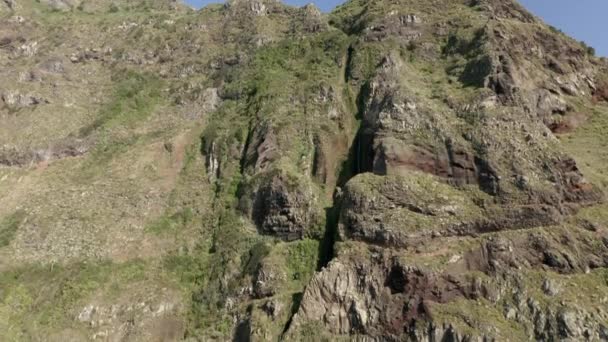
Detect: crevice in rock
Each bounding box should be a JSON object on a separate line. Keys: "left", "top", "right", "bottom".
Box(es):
{"left": 282, "top": 48, "right": 374, "bottom": 338}
{"left": 311, "top": 134, "right": 324, "bottom": 183}
{"left": 318, "top": 71, "right": 371, "bottom": 269}
{"left": 344, "top": 44, "right": 355, "bottom": 83}
{"left": 239, "top": 120, "right": 255, "bottom": 175}
{"left": 279, "top": 292, "right": 304, "bottom": 340}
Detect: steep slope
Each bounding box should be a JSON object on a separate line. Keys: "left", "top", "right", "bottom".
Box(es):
{"left": 1, "top": 0, "right": 608, "bottom": 341}
{"left": 286, "top": 0, "right": 608, "bottom": 340}
{"left": 0, "top": 1, "right": 221, "bottom": 340}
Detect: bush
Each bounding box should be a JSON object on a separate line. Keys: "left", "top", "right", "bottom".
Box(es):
{"left": 581, "top": 41, "right": 596, "bottom": 56}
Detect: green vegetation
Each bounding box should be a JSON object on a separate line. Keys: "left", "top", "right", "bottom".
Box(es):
{"left": 581, "top": 40, "right": 596, "bottom": 56}
{"left": 191, "top": 26, "right": 355, "bottom": 337}
{"left": 2, "top": 0, "right": 608, "bottom": 340}
{"left": 80, "top": 70, "right": 164, "bottom": 136}
{"left": 286, "top": 240, "right": 320, "bottom": 284}
{"left": 442, "top": 28, "right": 491, "bottom": 88}
{"left": 432, "top": 298, "right": 528, "bottom": 341}
{"left": 560, "top": 103, "right": 608, "bottom": 188}
{"left": 348, "top": 172, "right": 485, "bottom": 230}
{"left": 0, "top": 210, "right": 27, "bottom": 247}
{"left": 293, "top": 321, "right": 336, "bottom": 341}
{"left": 548, "top": 25, "right": 563, "bottom": 34}
{"left": 0, "top": 260, "right": 153, "bottom": 340}
{"left": 146, "top": 208, "right": 194, "bottom": 234}
{"left": 163, "top": 251, "right": 207, "bottom": 291}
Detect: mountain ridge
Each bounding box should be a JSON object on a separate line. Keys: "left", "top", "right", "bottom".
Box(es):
{"left": 1, "top": 0, "right": 608, "bottom": 340}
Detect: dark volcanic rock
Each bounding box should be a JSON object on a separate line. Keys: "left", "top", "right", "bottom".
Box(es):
{"left": 245, "top": 172, "right": 319, "bottom": 240}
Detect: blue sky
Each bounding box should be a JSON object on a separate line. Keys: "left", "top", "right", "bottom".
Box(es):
{"left": 184, "top": 0, "right": 607, "bottom": 56}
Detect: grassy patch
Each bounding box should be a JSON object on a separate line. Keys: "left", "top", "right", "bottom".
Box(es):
{"left": 286, "top": 239, "right": 320, "bottom": 283}
{"left": 146, "top": 208, "right": 194, "bottom": 235}
{"left": 80, "top": 70, "right": 164, "bottom": 136}
{"left": 560, "top": 104, "right": 608, "bottom": 189}
{"left": 74, "top": 134, "right": 141, "bottom": 182}
{"left": 431, "top": 298, "right": 527, "bottom": 340}
{"left": 163, "top": 252, "right": 205, "bottom": 290}
{"left": 0, "top": 210, "right": 27, "bottom": 248}
{"left": 0, "top": 259, "right": 152, "bottom": 339}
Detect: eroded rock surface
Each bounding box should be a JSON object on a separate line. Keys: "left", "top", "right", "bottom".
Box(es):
{"left": 2, "top": 0, "right": 608, "bottom": 341}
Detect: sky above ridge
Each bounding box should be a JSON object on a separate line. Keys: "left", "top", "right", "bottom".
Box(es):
{"left": 183, "top": 0, "right": 607, "bottom": 56}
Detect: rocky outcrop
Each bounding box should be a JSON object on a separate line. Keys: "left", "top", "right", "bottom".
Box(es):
{"left": 289, "top": 224, "right": 608, "bottom": 340}
{"left": 594, "top": 77, "right": 608, "bottom": 102}
{"left": 473, "top": 0, "right": 536, "bottom": 23}
{"left": 75, "top": 297, "right": 182, "bottom": 341}
{"left": 0, "top": 139, "right": 90, "bottom": 166}
{"left": 243, "top": 172, "right": 320, "bottom": 240}
{"left": 281, "top": 0, "right": 608, "bottom": 340}
{"left": 241, "top": 123, "right": 279, "bottom": 174}
{"left": 4, "top": 0, "right": 607, "bottom": 341}
{"left": 39, "top": 0, "right": 81, "bottom": 11}
{"left": 1, "top": 91, "right": 48, "bottom": 109}
{"left": 296, "top": 4, "right": 326, "bottom": 34}
{"left": 225, "top": 0, "right": 280, "bottom": 16}
{"left": 287, "top": 247, "right": 489, "bottom": 339}
{"left": 364, "top": 12, "right": 423, "bottom": 42}
{"left": 354, "top": 47, "right": 601, "bottom": 209}
{"left": 229, "top": 120, "right": 323, "bottom": 240}
{"left": 1, "top": 0, "right": 15, "bottom": 11}
{"left": 252, "top": 257, "right": 287, "bottom": 298}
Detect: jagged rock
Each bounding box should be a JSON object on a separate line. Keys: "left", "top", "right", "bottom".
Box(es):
{"left": 1, "top": 0, "right": 15, "bottom": 11}
{"left": 288, "top": 246, "right": 507, "bottom": 340}
{"left": 1, "top": 91, "right": 48, "bottom": 109}
{"left": 2, "top": 0, "right": 608, "bottom": 341}
{"left": 40, "top": 0, "right": 81, "bottom": 11}
{"left": 17, "top": 41, "right": 39, "bottom": 57}
{"left": 337, "top": 172, "right": 568, "bottom": 249}
{"left": 74, "top": 299, "right": 181, "bottom": 340}
{"left": 205, "top": 141, "right": 220, "bottom": 182}
{"left": 473, "top": 0, "right": 536, "bottom": 23}
{"left": 201, "top": 88, "right": 220, "bottom": 113}
{"left": 241, "top": 123, "right": 278, "bottom": 174}
{"left": 557, "top": 310, "right": 583, "bottom": 338}
{"left": 246, "top": 172, "right": 319, "bottom": 240}
{"left": 297, "top": 4, "right": 326, "bottom": 33}
{"left": 594, "top": 78, "right": 608, "bottom": 102}
{"left": 261, "top": 299, "right": 283, "bottom": 320}
{"left": 542, "top": 278, "right": 560, "bottom": 296}
{"left": 534, "top": 89, "right": 567, "bottom": 124}
{"left": 253, "top": 260, "right": 286, "bottom": 298}
{"left": 38, "top": 58, "right": 65, "bottom": 74}
{"left": 226, "top": 0, "right": 277, "bottom": 16}
{"left": 364, "top": 12, "right": 423, "bottom": 42}
{"left": 18, "top": 70, "right": 40, "bottom": 82}
{"left": 0, "top": 139, "right": 89, "bottom": 166}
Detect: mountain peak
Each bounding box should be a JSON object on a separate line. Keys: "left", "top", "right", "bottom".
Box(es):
{"left": 225, "top": 0, "right": 284, "bottom": 15}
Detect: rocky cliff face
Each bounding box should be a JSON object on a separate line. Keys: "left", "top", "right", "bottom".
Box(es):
{"left": 1, "top": 0, "right": 608, "bottom": 341}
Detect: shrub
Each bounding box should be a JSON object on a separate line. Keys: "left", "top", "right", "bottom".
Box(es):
{"left": 581, "top": 41, "right": 596, "bottom": 56}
